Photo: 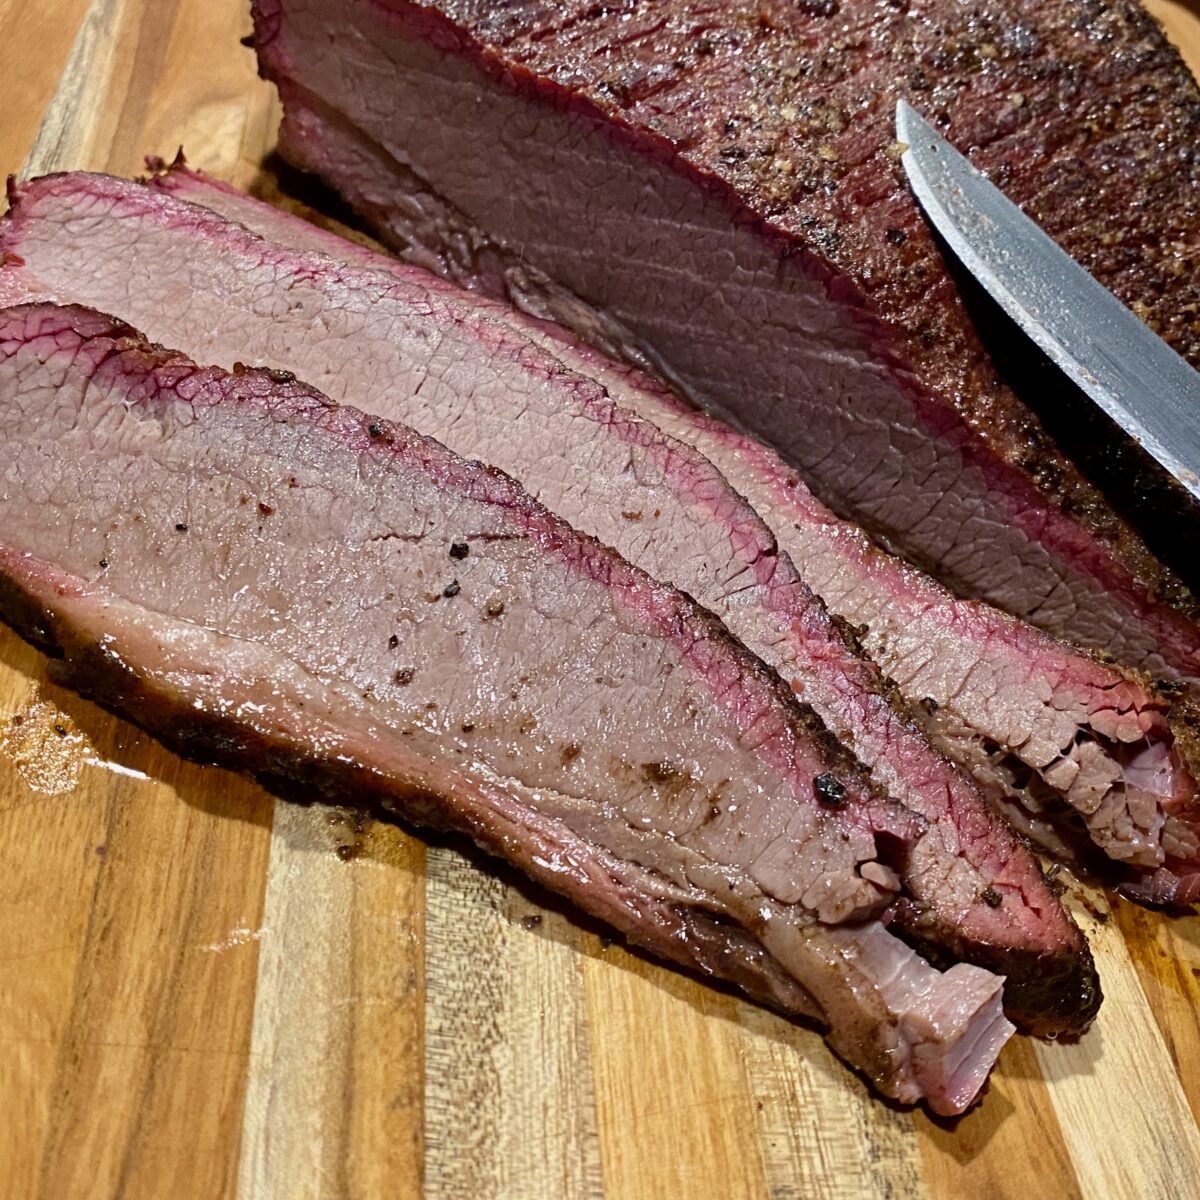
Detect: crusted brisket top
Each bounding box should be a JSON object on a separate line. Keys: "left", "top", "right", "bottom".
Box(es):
{"left": 390, "top": 0, "right": 1200, "bottom": 613}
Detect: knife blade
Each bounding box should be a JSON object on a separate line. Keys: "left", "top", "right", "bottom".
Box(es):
{"left": 896, "top": 99, "right": 1200, "bottom": 502}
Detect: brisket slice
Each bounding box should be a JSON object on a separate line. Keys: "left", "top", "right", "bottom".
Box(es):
{"left": 249, "top": 0, "right": 1200, "bottom": 684}
{"left": 1, "top": 169, "right": 1098, "bottom": 1030}
{"left": 0, "top": 301, "right": 1015, "bottom": 1113}
{"left": 143, "top": 165, "right": 1200, "bottom": 911}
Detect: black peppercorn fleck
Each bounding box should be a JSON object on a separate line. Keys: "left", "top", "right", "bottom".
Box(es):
{"left": 814, "top": 773, "right": 847, "bottom": 808}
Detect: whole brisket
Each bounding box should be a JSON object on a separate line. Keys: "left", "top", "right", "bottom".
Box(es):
{"left": 0, "top": 301, "right": 1017, "bottom": 1113}
{"left": 136, "top": 165, "right": 1200, "bottom": 909}
{"left": 1, "top": 169, "right": 1102, "bottom": 1029}
{"left": 249, "top": 0, "right": 1200, "bottom": 683}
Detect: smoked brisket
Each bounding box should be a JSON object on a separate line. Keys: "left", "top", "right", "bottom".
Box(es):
{"left": 0, "top": 300, "right": 1016, "bottom": 1113}
{"left": 249, "top": 0, "right": 1200, "bottom": 683}
{"left": 0, "top": 169, "right": 1107, "bottom": 1027}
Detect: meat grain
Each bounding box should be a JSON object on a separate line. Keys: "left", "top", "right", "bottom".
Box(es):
{"left": 0, "top": 301, "right": 1015, "bottom": 1114}
{"left": 249, "top": 0, "right": 1200, "bottom": 683}
{"left": 1, "top": 169, "right": 1105, "bottom": 1026}
{"left": 80, "top": 165, "right": 1200, "bottom": 909}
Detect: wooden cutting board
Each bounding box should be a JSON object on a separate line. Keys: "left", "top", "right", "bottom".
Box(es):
{"left": 1, "top": 2, "right": 1199, "bottom": 1196}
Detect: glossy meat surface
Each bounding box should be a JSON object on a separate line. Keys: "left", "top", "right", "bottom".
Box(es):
{"left": 0, "top": 301, "right": 1017, "bottom": 1112}
{"left": 251, "top": 0, "right": 1200, "bottom": 683}
{"left": 2, "top": 168, "right": 1105, "bottom": 1026}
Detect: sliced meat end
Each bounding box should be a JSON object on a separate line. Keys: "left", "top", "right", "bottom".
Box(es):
{"left": 636, "top": 408, "right": 1200, "bottom": 909}
{"left": 534, "top": 337, "right": 1200, "bottom": 912}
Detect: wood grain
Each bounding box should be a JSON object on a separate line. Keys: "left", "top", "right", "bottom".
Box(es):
{"left": 0, "top": 2, "right": 1199, "bottom": 1198}
{"left": 584, "top": 954, "right": 771, "bottom": 1200}
{"left": 0, "top": 642, "right": 274, "bottom": 1200}
{"left": 1031, "top": 895, "right": 1200, "bottom": 1200}
{"left": 423, "top": 853, "right": 601, "bottom": 1200}
{"left": 236, "top": 805, "right": 425, "bottom": 1200}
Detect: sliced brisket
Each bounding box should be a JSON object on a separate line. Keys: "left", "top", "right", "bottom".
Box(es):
{"left": 0, "top": 301, "right": 1015, "bottom": 1113}
{"left": 249, "top": 0, "right": 1200, "bottom": 683}
{"left": 143, "top": 165, "right": 1200, "bottom": 910}
{"left": 1, "top": 169, "right": 1100, "bottom": 1029}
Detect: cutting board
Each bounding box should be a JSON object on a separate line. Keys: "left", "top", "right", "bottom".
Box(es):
{"left": 2, "top": 2, "right": 1200, "bottom": 1197}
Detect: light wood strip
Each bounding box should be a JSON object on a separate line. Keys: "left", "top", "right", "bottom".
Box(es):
{"left": 583, "top": 950, "right": 770, "bottom": 1200}
{"left": 19, "top": 0, "right": 273, "bottom": 183}
{"left": 423, "top": 848, "right": 603, "bottom": 1200}
{"left": 30, "top": 764, "right": 271, "bottom": 1200}
{"left": 0, "top": 635, "right": 118, "bottom": 1200}
{"left": 236, "top": 804, "right": 426, "bottom": 1200}
{"left": 102, "top": 0, "right": 186, "bottom": 172}
{"left": 109, "top": 0, "right": 277, "bottom": 184}
{"left": 1035, "top": 890, "right": 1200, "bottom": 1200}
{"left": 737, "top": 1004, "right": 927, "bottom": 1200}
{"left": 1114, "top": 904, "right": 1200, "bottom": 1124}
{"left": 21, "top": 0, "right": 130, "bottom": 176}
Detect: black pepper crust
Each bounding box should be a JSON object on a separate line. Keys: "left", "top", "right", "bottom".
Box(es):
{"left": 417, "top": 0, "right": 1200, "bottom": 607}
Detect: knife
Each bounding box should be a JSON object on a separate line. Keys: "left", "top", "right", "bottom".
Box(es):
{"left": 895, "top": 99, "right": 1200, "bottom": 502}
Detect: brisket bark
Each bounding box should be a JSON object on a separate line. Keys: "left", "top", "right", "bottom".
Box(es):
{"left": 1, "top": 169, "right": 1102, "bottom": 1028}
{"left": 0, "top": 301, "right": 1016, "bottom": 1113}
{"left": 133, "top": 165, "right": 1200, "bottom": 909}
{"left": 249, "top": 0, "right": 1200, "bottom": 683}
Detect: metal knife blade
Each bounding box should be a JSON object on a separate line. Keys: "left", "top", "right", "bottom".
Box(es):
{"left": 896, "top": 99, "right": 1200, "bottom": 502}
